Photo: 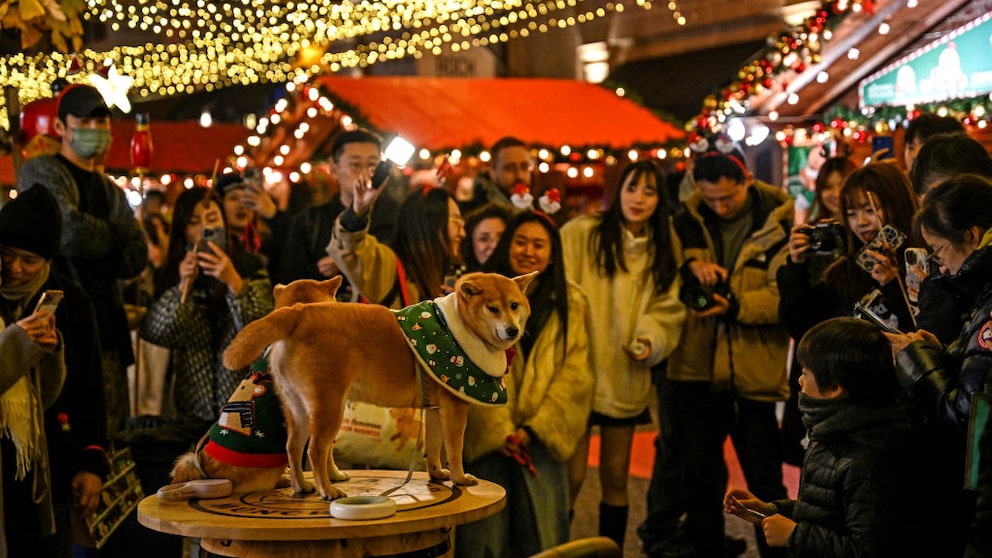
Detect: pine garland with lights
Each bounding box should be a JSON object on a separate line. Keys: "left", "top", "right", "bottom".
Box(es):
{"left": 686, "top": 0, "right": 875, "bottom": 142}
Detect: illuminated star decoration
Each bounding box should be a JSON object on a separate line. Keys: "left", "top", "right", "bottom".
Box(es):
{"left": 89, "top": 63, "right": 134, "bottom": 113}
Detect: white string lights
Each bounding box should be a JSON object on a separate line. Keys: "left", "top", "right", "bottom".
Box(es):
{"left": 0, "top": 0, "right": 683, "bottom": 128}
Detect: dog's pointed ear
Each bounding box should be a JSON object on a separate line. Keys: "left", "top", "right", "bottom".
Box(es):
{"left": 324, "top": 276, "right": 343, "bottom": 298}
{"left": 512, "top": 271, "right": 539, "bottom": 293}
{"left": 457, "top": 278, "right": 484, "bottom": 298}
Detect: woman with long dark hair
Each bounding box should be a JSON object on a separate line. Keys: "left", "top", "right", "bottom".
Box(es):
{"left": 140, "top": 186, "right": 273, "bottom": 421}
{"left": 460, "top": 202, "right": 512, "bottom": 272}
{"left": 560, "top": 160, "right": 685, "bottom": 549}
{"left": 455, "top": 211, "right": 593, "bottom": 557}
{"left": 807, "top": 156, "right": 857, "bottom": 224}
{"left": 778, "top": 162, "right": 922, "bottom": 464}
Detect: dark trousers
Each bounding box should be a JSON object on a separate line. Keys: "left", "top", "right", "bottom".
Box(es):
{"left": 639, "top": 371, "right": 786, "bottom": 557}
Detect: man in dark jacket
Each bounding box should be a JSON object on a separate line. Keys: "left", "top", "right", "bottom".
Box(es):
{"left": 640, "top": 147, "right": 792, "bottom": 558}
{"left": 16, "top": 84, "right": 148, "bottom": 435}
{"left": 275, "top": 129, "right": 398, "bottom": 296}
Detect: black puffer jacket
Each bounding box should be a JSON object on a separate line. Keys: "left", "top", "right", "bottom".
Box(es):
{"left": 774, "top": 396, "right": 938, "bottom": 558}
{"left": 965, "top": 408, "right": 992, "bottom": 558}
{"left": 895, "top": 245, "right": 992, "bottom": 430}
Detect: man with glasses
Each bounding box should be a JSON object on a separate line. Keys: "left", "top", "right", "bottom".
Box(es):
{"left": 639, "top": 147, "right": 793, "bottom": 558}
{"left": 276, "top": 129, "right": 399, "bottom": 297}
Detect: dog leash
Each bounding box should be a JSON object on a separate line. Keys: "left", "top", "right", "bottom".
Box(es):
{"left": 379, "top": 363, "right": 435, "bottom": 497}
{"left": 378, "top": 407, "right": 424, "bottom": 497}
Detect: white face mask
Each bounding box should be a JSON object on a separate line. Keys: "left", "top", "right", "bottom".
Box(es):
{"left": 69, "top": 127, "right": 111, "bottom": 158}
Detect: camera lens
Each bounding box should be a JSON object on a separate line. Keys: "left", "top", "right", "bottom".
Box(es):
{"left": 683, "top": 285, "right": 714, "bottom": 311}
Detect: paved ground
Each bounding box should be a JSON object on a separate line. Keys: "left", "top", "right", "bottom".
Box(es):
{"left": 569, "top": 465, "right": 761, "bottom": 558}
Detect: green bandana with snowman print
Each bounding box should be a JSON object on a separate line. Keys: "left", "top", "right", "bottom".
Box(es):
{"left": 394, "top": 299, "right": 508, "bottom": 406}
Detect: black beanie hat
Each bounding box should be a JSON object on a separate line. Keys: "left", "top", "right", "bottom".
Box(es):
{"left": 0, "top": 185, "right": 63, "bottom": 260}
{"left": 214, "top": 172, "right": 245, "bottom": 199}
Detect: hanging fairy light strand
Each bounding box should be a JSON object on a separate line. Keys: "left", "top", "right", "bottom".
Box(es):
{"left": 1, "top": 0, "right": 684, "bottom": 128}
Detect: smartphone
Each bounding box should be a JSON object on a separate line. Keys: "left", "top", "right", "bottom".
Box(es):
{"left": 729, "top": 496, "right": 768, "bottom": 525}
{"left": 371, "top": 160, "right": 392, "bottom": 190}
{"left": 871, "top": 136, "right": 894, "bottom": 160}
{"left": 856, "top": 224, "right": 907, "bottom": 273}
{"left": 854, "top": 301, "right": 903, "bottom": 335}
{"left": 34, "top": 290, "right": 64, "bottom": 316}
{"left": 199, "top": 226, "right": 227, "bottom": 254}
{"left": 904, "top": 248, "right": 929, "bottom": 292}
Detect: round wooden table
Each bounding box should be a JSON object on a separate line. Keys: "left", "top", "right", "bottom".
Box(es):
{"left": 138, "top": 470, "right": 505, "bottom": 558}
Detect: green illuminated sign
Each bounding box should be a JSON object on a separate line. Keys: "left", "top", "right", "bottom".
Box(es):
{"left": 859, "top": 13, "right": 992, "bottom": 108}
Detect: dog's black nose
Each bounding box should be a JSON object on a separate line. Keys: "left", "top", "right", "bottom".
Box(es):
{"left": 506, "top": 326, "right": 519, "bottom": 338}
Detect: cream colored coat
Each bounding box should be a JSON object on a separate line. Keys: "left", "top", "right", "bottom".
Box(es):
{"left": 561, "top": 215, "right": 686, "bottom": 418}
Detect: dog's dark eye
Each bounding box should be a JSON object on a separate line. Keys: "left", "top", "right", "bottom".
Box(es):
{"left": 488, "top": 305, "right": 499, "bottom": 314}
{"left": 510, "top": 302, "right": 518, "bottom": 310}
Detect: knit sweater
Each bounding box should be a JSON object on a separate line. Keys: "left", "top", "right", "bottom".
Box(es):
{"left": 18, "top": 156, "right": 148, "bottom": 366}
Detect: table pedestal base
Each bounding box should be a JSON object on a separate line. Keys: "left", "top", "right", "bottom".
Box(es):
{"left": 201, "top": 527, "right": 452, "bottom": 558}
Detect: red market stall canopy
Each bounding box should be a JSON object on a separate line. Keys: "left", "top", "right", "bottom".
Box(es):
{"left": 102, "top": 120, "right": 251, "bottom": 175}
{"left": 1, "top": 120, "right": 250, "bottom": 186}
{"left": 313, "top": 76, "right": 684, "bottom": 151}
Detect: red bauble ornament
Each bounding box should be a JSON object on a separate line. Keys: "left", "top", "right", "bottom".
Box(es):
{"left": 130, "top": 113, "right": 154, "bottom": 171}
{"left": 18, "top": 97, "right": 59, "bottom": 143}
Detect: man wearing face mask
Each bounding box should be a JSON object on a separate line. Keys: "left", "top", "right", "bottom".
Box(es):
{"left": 17, "top": 84, "right": 148, "bottom": 437}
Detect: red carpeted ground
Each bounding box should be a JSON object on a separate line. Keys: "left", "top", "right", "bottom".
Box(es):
{"left": 588, "top": 431, "right": 800, "bottom": 499}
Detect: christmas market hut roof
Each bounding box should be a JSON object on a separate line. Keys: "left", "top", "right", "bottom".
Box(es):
{"left": 313, "top": 76, "right": 684, "bottom": 153}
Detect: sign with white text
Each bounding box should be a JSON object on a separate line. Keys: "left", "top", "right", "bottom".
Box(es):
{"left": 859, "top": 13, "right": 992, "bottom": 108}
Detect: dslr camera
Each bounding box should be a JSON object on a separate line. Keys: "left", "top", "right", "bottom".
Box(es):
{"left": 680, "top": 279, "right": 732, "bottom": 312}
{"left": 798, "top": 220, "right": 844, "bottom": 255}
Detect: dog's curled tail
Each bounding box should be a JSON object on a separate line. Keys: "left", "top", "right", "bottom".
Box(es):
{"left": 222, "top": 305, "right": 305, "bottom": 369}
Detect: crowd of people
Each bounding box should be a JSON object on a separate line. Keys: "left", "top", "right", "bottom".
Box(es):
{"left": 2, "top": 83, "right": 991, "bottom": 558}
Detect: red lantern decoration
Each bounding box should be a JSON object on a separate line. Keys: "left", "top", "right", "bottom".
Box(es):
{"left": 130, "top": 113, "right": 154, "bottom": 172}
{"left": 18, "top": 97, "right": 61, "bottom": 159}
{"left": 18, "top": 97, "right": 58, "bottom": 143}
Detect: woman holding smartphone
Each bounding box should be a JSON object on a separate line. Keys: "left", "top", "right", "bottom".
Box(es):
{"left": 140, "top": 187, "right": 273, "bottom": 422}
{"left": 885, "top": 174, "right": 992, "bottom": 558}
{"left": 0, "top": 185, "right": 109, "bottom": 556}
{"left": 777, "top": 163, "right": 922, "bottom": 465}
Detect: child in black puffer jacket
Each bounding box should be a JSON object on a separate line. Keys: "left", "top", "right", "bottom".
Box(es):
{"left": 724, "top": 317, "right": 945, "bottom": 558}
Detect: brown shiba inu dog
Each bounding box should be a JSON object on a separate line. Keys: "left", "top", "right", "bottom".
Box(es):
{"left": 168, "top": 277, "right": 345, "bottom": 494}
{"left": 221, "top": 271, "right": 534, "bottom": 500}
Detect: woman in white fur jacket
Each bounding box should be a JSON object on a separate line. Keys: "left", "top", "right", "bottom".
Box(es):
{"left": 560, "top": 160, "right": 686, "bottom": 551}
{"left": 457, "top": 210, "right": 593, "bottom": 558}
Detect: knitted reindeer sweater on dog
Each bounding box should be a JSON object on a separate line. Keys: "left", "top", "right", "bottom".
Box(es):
{"left": 203, "top": 356, "right": 289, "bottom": 468}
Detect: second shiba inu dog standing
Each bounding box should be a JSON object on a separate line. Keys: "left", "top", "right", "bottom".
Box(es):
{"left": 222, "top": 271, "right": 535, "bottom": 500}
